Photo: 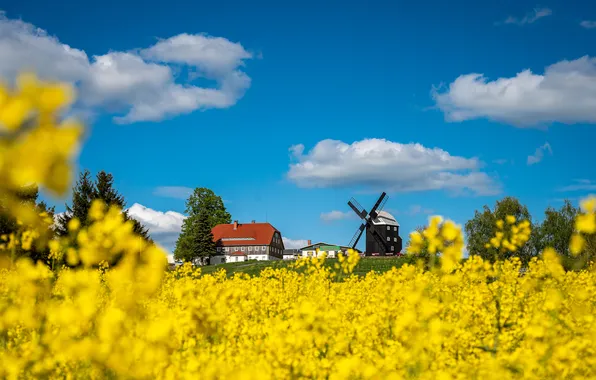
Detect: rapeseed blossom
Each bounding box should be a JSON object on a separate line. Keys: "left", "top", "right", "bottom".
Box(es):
{"left": 1, "top": 72, "right": 596, "bottom": 379}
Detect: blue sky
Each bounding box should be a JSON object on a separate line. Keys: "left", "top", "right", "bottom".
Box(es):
{"left": 3, "top": 0, "right": 596, "bottom": 257}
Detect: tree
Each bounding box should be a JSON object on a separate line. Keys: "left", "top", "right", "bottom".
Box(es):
{"left": 536, "top": 200, "right": 596, "bottom": 271}
{"left": 56, "top": 170, "right": 151, "bottom": 242}
{"left": 0, "top": 184, "right": 56, "bottom": 264}
{"left": 465, "top": 196, "right": 539, "bottom": 263}
{"left": 184, "top": 188, "right": 231, "bottom": 228}
{"left": 55, "top": 170, "right": 95, "bottom": 237}
{"left": 193, "top": 211, "right": 217, "bottom": 264}
{"left": 93, "top": 171, "right": 151, "bottom": 241}
{"left": 174, "top": 187, "right": 230, "bottom": 263}
{"left": 535, "top": 200, "right": 577, "bottom": 257}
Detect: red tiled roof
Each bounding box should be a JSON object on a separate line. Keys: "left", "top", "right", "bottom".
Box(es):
{"left": 212, "top": 222, "right": 280, "bottom": 247}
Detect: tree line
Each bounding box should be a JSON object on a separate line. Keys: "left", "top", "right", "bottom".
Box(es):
{"left": 0, "top": 169, "right": 151, "bottom": 267}
{"left": 406, "top": 196, "right": 595, "bottom": 270}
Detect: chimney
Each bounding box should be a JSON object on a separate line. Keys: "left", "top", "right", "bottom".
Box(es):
{"left": 233, "top": 220, "right": 238, "bottom": 230}
{"left": 251, "top": 220, "right": 255, "bottom": 224}
{"left": 307, "top": 240, "right": 312, "bottom": 246}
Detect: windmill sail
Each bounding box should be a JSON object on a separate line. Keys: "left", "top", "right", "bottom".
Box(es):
{"left": 348, "top": 197, "right": 367, "bottom": 219}
{"left": 349, "top": 223, "right": 366, "bottom": 248}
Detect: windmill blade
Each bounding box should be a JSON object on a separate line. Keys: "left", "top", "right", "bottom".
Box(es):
{"left": 348, "top": 198, "right": 368, "bottom": 219}
{"left": 368, "top": 192, "right": 387, "bottom": 219}
{"left": 349, "top": 223, "right": 366, "bottom": 248}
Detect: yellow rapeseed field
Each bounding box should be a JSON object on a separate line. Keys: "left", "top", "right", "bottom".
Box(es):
{"left": 1, "top": 73, "right": 596, "bottom": 379}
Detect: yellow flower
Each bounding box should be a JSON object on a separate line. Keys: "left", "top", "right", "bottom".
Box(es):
{"left": 441, "top": 220, "right": 460, "bottom": 241}
{"left": 68, "top": 218, "right": 81, "bottom": 232}
{"left": 575, "top": 213, "right": 596, "bottom": 234}
{"left": 569, "top": 233, "right": 585, "bottom": 256}
{"left": 89, "top": 200, "right": 106, "bottom": 221}
{"left": 0, "top": 96, "right": 32, "bottom": 131}
{"left": 38, "top": 83, "right": 74, "bottom": 113}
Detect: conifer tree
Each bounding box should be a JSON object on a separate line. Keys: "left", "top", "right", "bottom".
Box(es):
{"left": 56, "top": 170, "right": 151, "bottom": 242}
{"left": 55, "top": 170, "right": 95, "bottom": 237}
{"left": 0, "top": 184, "right": 56, "bottom": 264}
{"left": 194, "top": 210, "right": 217, "bottom": 265}
{"left": 93, "top": 171, "right": 151, "bottom": 241}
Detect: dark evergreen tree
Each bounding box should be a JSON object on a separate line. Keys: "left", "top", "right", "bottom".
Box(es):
{"left": 174, "top": 221, "right": 198, "bottom": 263}
{"left": 93, "top": 171, "right": 151, "bottom": 242}
{"left": 56, "top": 170, "right": 152, "bottom": 242}
{"left": 55, "top": 170, "right": 95, "bottom": 236}
{"left": 194, "top": 210, "right": 217, "bottom": 265}
{"left": 0, "top": 184, "right": 56, "bottom": 264}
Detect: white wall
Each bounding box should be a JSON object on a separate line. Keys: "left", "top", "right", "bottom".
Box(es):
{"left": 247, "top": 254, "right": 268, "bottom": 261}
{"left": 302, "top": 250, "right": 316, "bottom": 257}
{"left": 301, "top": 249, "right": 337, "bottom": 258}
{"left": 227, "top": 256, "right": 247, "bottom": 263}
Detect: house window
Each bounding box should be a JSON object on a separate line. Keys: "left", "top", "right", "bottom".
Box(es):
{"left": 248, "top": 246, "right": 252, "bottom": 251}
{"left": 241, "top": 247, "right": 245, "bottom": 251}
{"left": 391, "top": 246, "right": 394, "bottom": 251}
{"left": 217, "top": 247, "right": 221, "bottom": 252}
{"left": 225, "top": 247, "right": 229, "bottom": 252}
{"left": 394, "top": 237, "right": 397, "bottom": 242}
{"left": 262, "top": 246, "right": 266, "bottom": 251}
{"left": 394, "top": 227, "right": 397, "bottom": 231}
{"left": 387, "top": 237, "right": 390, "bottom": 241}
{"left": 387, "top": 226, "right": 390, "bottom": 230}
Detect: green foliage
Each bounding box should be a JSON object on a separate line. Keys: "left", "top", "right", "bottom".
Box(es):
{"left": 535, "top": 200, "right": 577, "bottom": 257}
{"left": 56, "top": 170, "right": 151, "bottom": 241}
{"left": 93, "top": 171, "right": 151, "bottom": 241}
{"left": 535, "top": 200, "right": 596, "bottom": 271}
{"left": 194, "top": 211, "right": 217, "bottom": 264}
{"left": 0, "top": 184, "right": 56, "bottom": 264}
{"left": 184, "top": 187, "right": 231, "bottom": 228}
{"left": 174, "top": 187, "right": 230, "bottom": 263}
{"left": 465, "top": 196, "right": 539, "bottom": 263}
{"left": 55, "top": 169, "right": 95, "bottom": 236}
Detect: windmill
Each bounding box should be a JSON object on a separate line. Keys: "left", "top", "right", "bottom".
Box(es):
{"left": 347, "top": 192, "right": 402, "bottom": 256}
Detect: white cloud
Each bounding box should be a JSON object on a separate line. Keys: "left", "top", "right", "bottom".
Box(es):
{"left": 140, "top": 33, "right": 252, "bottom": 77}
{"left": 580, "top": 20, "right": 596, "bottom": 29}
{"left": 282, "top": 237, "right": 309, "bottom": 249}
{"left": 500, "top": 8, "right": 552, "bottom": 25}
{"left": 127, "top": 203, "right": 187, "bottom": 262}
{"left": 493, "top": 159, "right": 509, "bottom": 165}
{"left": 557, "top": 179, "right": 596, "bottom": 192}
{"left": 153, "top": 186, "right": 194, "bottom": 200}
{"left": 0, "top": 11, "right": 253, "bottom": 124}
{"left": 433, "top": 56, "right": 596, "bottom": 127}
{"left": 527, "top": 142, "right": 552, "bottom": 165}
{"left": 320, "top": 210, "right": 356, "bottom": 223}
{"left": 287, "top": 138, "right": 500, "bottom": 196}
